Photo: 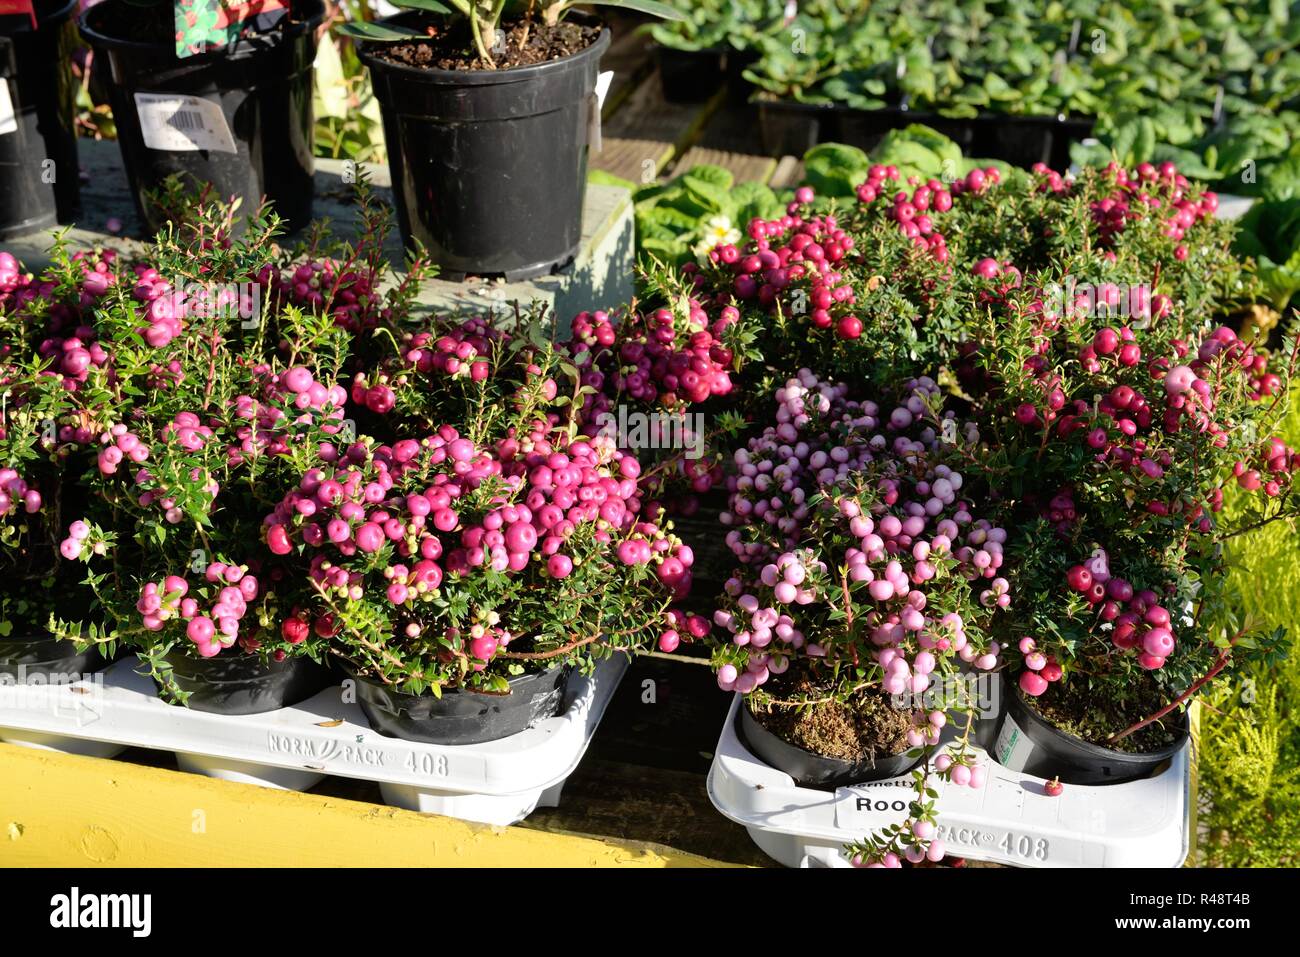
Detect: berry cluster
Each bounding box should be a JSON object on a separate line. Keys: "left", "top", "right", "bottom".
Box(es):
{"left": 229, "top": 364, "right": 348, "bottom": 464}
{"left": 567, "top": 306, "right": 734, "bottom": 415}
{"left": 271, "top": 260, "right": 385, "bottom": 333}
{"left": 712, "top": 371, "right": 1009, "bottom": 697}
{"left": 136, "top": 563, "right": 261, "bottom": 658}
{"left": 1082, "top": 160, "right": 1219, "bottom": 253}
{"left": 264, "top": 414, "right": 693, "bottom": 677}
{"left": 96, "top": 423, "right": 150, "bottom": 476}
{"left": 0, "top": 467, "right": 42, "bottom": 522}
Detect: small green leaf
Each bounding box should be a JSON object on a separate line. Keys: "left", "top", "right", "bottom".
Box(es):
{"left": 336, "top": 21, "right": 424, "bottom": 42}
{"left": 576, "top": 0, "right": 686, "bottom": 22}
{"left": 396, "top": 0, "right": 452, "bottom": 13}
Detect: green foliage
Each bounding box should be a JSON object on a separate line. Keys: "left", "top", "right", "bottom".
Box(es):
{"left": 805, "top": 126, "right": 1014, "bottom": 196}
{"left": 284, "top": 329, "right": 686, "bottom": 694}
{"left": 0, "top": 180, "right": 436, "bottom": 699}
{"left": 651, "top": 1, "right": 1300, "bottom": 196}
{"left": 1234, "top": 198, "right": 1300, "bottom": 312}
{"left": 1198, "top": 381, "right": 1300, "bottom": 865}
{"left": 632, "top": 126, "right": 1009, "bottom": 268}
{"left": 634, "top": 163, "right": 786, "bottom": 267}
{"left": 647, "top": 0, "right": 783, "bottom": 53}
{"left": 1199, "top": 678, "right": 1300, "bottom": 867}
{"left": 314, "top": 27, "right": 387, "bottom": 164}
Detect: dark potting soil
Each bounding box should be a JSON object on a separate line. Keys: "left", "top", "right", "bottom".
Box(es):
{"left": 747, "top": 671, "right": 915, "bottom": 762}
{"left": 1024, "top": 676, "right": 1182, "bottom": 754}
{"left": 372, "top": 18, "right": 601, "bottom": 72}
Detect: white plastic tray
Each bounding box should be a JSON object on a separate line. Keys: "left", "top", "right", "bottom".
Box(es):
{"left": 706, "top": 695, "right": 1190, "bottom": 868}
{"left": 0, "top": 655, "right": 628, "bottom": 826}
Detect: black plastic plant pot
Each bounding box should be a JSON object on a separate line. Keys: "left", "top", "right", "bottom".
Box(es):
{"left": 756, "top": 98, "right": 840, "bottom": 157}
{"left": 0, "top": 0, "right": 82, "bottom": 239}
{"left": 658, "top": 46, "right": 754, "bottom": 105}
{"left": 1050, "top": 115, "right": 1095, "bottom": 171}
{"left": 994, "top": 674, "right": 1189, "bottom": 786}
{"left": 360, "top": 19, "right": 611, "bottom": 281}
{"left": 159, "top": 648, "right": 332, "bottom": 715}
{"left": 352, "top": 662, "right": 571, "bottom": 746}
{"left": 658, "top": 46, "right": 726, "bottom": 103}
{"left": 756, "top": 98, "right": 977, "bottom": 159}
{"left": 969, "top": 113, "right": 1094, "bottom": 173}
{"left": 78, "top": 0, "right": 323, "bottom": 236}
{"left": 969, "top": 114, "right": 1057, "bottom": 170}
{"left": 0, "top": 634, "right": 104, "bottom": 683}
{"left": 737, "top": 700, "right": 923, "bottom": 791}
{"left": 840, "top": 106, "right": 976, "bottom": 155}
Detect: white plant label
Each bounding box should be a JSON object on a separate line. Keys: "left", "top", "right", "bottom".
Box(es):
{"left": 833, "top": 777, "right": 920, "bottom": 830}
{"left": 994, "top": 712, "right": 1034, "bottom": 771}
{"left": 0, "top": 83, "right": 16, "bottom": 136}
{"left": 134, "top": 93, "right": 236, "bottom": 153}
{"left": 587, "top": 71, "right": 614, "bottom": 154}
{"left": 595, "top": 70, "right": 614, "bottom": 111}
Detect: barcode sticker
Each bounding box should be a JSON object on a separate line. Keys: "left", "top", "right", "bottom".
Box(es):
{"left": 0, "top": 83, "right": 17, "bottom": 137}
{"left": 134, "top": 93, "right": 236, "bottom": 153}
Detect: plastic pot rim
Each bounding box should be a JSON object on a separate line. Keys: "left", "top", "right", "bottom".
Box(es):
{"left": 751, "top": 94, "right": 1092, "bottom": 126}
{"left": 345, "top": 658, "right": 570, "bottom": 703}
{"left": 357, "top": 16, "right": 610, "bottom": 88}
{"left": 0, "top": 0, "right": 78, "bottom": 33}
{"left": 78, "top": 0, "right": 325, "bottom": 57}
{"left": 1004, "top": 671, "right": 1190, "bottom": 763}
{"left": 161, "top": 646, "right": 305, "bottom": 670}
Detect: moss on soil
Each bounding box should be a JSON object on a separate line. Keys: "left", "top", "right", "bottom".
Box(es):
{"left": 1024, "top": 675, "right": 1184, "bottom": 753}
{"left": 748, "top": 669, "right": 915, "bottom": 762}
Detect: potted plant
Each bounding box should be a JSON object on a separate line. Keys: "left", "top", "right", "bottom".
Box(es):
{"left": 708, "top": 369, "right": 1011, "bottom": 864}
{"left": 0, "top": 356, "right": 104, "bottom": 681}
{"left": 0, "top": 0, "right": 81, "bottom": 239}
{"left": 264, "top": 321, "right": 696, "bottom": 743}
{"left": 892, "top": 159, "right": 1287, "bottom": 787}
{"left": 976, "top": 309, "right": 1299, "bottom": 785}
{"left": 0, "top": 239, "right": 146, "bottom": 681}
{"left": 34, "top": 199, "right": 361, "bottom": 712}
{"left": 338, "top": 0, "right": 684, "bottom": 280}
{"left": 79, "top": 0, "right": 325, "bottom": 235}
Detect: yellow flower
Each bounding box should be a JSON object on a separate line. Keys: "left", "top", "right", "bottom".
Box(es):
{"left": 694, "top": 216, "right": 742, "bottom": 259}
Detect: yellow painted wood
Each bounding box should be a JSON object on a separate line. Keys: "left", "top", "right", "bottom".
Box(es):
{"left": 1185, "top": 700, "right": 1202, "bottom": 867}
{"left": 0, "top": 743, "right": 737, "bottom": 868}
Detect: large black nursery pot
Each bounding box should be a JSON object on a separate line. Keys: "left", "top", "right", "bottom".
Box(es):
{"left": 360, "top": 17, "right": 611, "bottom": 281}
{"left": 737, "top": 701, "right": 923, "bottom": 790}
{"left": 0, "top": 0, "right": 82, "bottom": 239}
{"left": 0, "top": 633, "right": 105, "bottom": 683}
{"left": 994, "top": 673, "right": 1189, "bottom": 786}
{"left": 159, "top": 647, "right": 331, "bottom": 715}
{"left": 79, "top": 0, "right": 322, "bottom": 235}
{"left": 351, "top": 662, "right": 571, "bottom": 745}
{"left": 657, "top": 45, "right": 755, "bottom": 105}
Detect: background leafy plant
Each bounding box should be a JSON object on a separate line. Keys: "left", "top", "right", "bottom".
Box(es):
{"left": 1198, "top": 375, "right": 1300, "bottom": 866}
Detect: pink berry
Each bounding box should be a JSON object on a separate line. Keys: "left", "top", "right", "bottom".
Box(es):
{"left": 1019, "top": 671, "right": 1049, "bottom": 696}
